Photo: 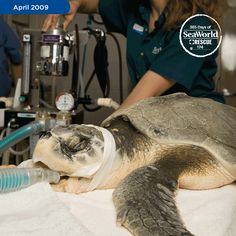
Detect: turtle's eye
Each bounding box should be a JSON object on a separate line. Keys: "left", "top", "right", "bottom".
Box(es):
{"left": 60, "top": 142, "right": 73, "bottom": 160}
{"left": 72, "top": 138, "right": 90, "bottom": 152}
{"left": 60, "top": 136, "right": 90, "bottom": 158}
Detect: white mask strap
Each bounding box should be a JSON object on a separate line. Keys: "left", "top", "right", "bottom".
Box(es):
{"left": 85, "top": 125, "right": 116, "bottom": 191}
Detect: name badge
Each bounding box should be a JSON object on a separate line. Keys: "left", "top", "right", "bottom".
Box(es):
{"left": 133, "top": 23, "right": 144, "bottom": 35}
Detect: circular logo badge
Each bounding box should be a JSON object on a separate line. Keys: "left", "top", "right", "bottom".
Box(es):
{"left": 179, "top": 14, "right": 222, "bottom": 58}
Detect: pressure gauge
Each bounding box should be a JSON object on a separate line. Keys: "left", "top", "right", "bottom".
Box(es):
{"left": 55, "top": 93, "right": 75, "bottom": 111}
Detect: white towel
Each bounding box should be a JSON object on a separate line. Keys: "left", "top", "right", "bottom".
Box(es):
{"left": 1, "top": 182, "right": 236, "bottom": 236}
{"left": 0, "top": 183, "right": 95, "bottom": 236}
{"left": 57, "top": 184, "right": 236, "bottom": 236}
{"left": 177, "top": 185, "right": 236, "bottom": 236}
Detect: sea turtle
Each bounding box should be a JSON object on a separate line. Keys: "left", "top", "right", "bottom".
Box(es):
{"left": 32, "top": 93, "right": 236, "bottom": 236}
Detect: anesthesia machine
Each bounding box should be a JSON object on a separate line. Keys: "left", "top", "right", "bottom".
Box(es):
{"left": 0, "top": 18, "right": 120, "bottom": 165}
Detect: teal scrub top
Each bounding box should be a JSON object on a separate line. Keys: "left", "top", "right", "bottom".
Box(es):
{"left": 99, "top": 0, "right": 225, "bottom": 103}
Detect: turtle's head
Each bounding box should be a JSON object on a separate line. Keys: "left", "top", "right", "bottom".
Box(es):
{"left": 33, "top": 124, "right": 104, "bottom": 177}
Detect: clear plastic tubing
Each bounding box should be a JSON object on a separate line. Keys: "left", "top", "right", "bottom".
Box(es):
{"left": 0, "top": 168, "right": 60, "bottom": 193}
{"left": 0, "top": 121, "right": 44, "bottom": 154}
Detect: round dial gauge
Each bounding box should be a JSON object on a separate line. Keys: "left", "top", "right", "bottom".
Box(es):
{"left": 55, "top": 93, "right": 75, "bottom": 111}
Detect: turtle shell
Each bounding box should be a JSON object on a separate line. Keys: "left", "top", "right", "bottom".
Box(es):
{"left": 102, "top": 93, "right": 236, "bottom": 164}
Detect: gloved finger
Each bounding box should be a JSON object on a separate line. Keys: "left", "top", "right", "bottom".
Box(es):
{"left": 42, "top": 14, "right": 60, "bottom": 32}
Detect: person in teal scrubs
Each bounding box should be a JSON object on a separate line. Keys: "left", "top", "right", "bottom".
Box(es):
{"left": 43, "top": 0, "right": 224, "bottom": 109}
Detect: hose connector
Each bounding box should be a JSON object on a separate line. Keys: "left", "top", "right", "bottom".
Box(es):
{"left": 96, "top": 98, "right": 120, "bottom": 110}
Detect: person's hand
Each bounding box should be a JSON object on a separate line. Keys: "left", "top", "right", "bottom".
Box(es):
{"left": 42, "top": 0, "right": 81, "bottom": 32}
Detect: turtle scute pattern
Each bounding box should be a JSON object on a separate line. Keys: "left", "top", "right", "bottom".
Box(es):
{"left": 102, "top": 93, "right": 236, "bottom": 165}
{"left": 104, "top": 93, "right": 236, "bottom": 236}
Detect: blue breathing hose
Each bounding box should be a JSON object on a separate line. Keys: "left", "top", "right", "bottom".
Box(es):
{"left": 0, "top": 121, "right": 44, "bottom": 154}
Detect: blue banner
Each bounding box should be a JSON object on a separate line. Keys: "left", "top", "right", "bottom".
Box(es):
{"left": 0, "top": 0, "right": 70, "bottom": 14}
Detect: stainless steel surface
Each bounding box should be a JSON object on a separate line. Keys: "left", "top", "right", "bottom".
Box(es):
{"left": 37, "top": 26, "right": 70, "bottom": 76}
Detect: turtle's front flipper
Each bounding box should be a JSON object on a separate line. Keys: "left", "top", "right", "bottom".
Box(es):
{"left": 112, "top": 145, "right": 231, "bottom": 236}
{"left": 113, "top": 164, "right": 193, "bottom": 236}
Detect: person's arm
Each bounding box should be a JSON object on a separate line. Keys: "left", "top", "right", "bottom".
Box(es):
{"left": 119, "top": 70, "right": 175, "bottom": 110}
{"left": 2, "top": 19, "right": 21, "bottom": 64}
{"left": 42, "top": 0, "right": 99, "bottom": 31}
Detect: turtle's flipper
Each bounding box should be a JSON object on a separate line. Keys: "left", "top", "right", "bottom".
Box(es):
{"left": 113, "top": 165, "right": 193, "bottom": 236}
{"left": 112, "top": 145, "right": 227, "bottom": 236}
